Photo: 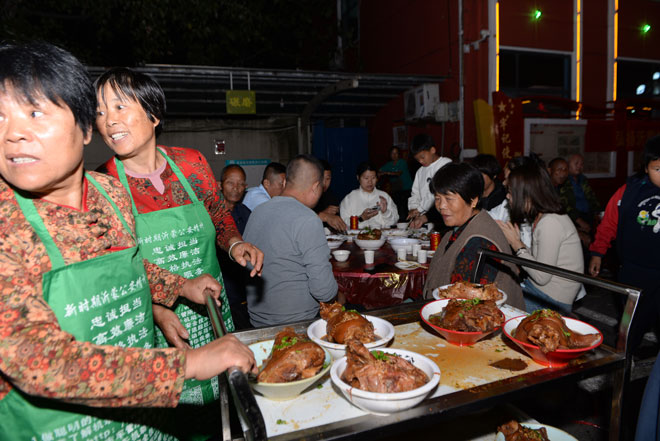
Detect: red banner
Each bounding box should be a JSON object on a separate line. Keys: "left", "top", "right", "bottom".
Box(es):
{"left": 492, "top": 91, "right": 524, "bottom": 164}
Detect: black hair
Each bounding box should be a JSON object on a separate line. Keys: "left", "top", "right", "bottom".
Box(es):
{"left": 220, "top": 164, "right": 246, "bottom": 181}
{"left": 472, "top": 154, "right": 502, "bottom": 180}
{"left": 430, "top": 162, "right": 484, "bottom": 209}
{"left": 548, "top": 157, "right": 567, "bottom": 169}
{"left": 286, "top": 154, "right": 323, "bottom": 186}
{"left": 505, "top": 153, "right": 546, "bottom": 173}
{"left": 643, "top": 135, "right": 660, "bottom": 170}
{"left": 94, "top": 67, "right": 166, "bottom": 136}
{"left": 507, "top": 162, "right": 564, "bottom": 225}
{"left": 356, "top": 161, "right": 378, "bottom": 178}
{"left": 0, "top": 41, "right": 96, "bottom": 134}
{"left": 320, "top": 159, "right": 332, "bottom": 171}
{"left": 262, "top": 162, "right": 286, "bottom": 182}
{"left": 410, "top": 133, "right": 436, "bottom": 155}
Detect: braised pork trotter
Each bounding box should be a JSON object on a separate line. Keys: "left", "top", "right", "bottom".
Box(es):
{"left": 435, "top": 281, "right": 503, "bottom": 302}
{"left": 341, "top": 340, "right": 428, "bottom": 393}
{"left": 514, "top": 309, "right": 600, "bottom": 353}
{"left": 497, "top": 420, "right": 550, "bottom": 441}
{"left": 429, "top": 299, "right": 502, "bottom": 332}
{"left": 257, "top": 328, "right": 325, "bottom": 383}
{"left": 320, "top": 302, "right": 376, "bottom": 344}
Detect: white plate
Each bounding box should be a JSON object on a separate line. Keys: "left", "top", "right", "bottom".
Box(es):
{"left": 330, "top": 347, "right": 441, "bottom": 415}
{"left": 495, "top": 423, "right": 578, "bottom": 441}
{"left": 395, "top": 261, "right": 420, "bottom": 270}
{"left": 431, "top": 283, "right": 507, "bottom": 306}
{"left": 427, "top": 250, "right": 435, "bottom": 258}
{"left": 307, "top": 315, "right": 395, "bottom": 360}
{"left": 249, "top": 340, "right": 332, "bottom": 400}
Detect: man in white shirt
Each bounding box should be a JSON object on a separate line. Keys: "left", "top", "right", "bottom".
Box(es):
{"left": 407, "top": 134, "right": 451, "bottom": 228}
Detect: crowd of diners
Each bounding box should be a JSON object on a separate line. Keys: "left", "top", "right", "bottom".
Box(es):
{"left": 1, "top": 41, "right": 659, "bottom": 440}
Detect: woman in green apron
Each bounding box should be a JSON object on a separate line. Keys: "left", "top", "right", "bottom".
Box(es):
{"left": 0, "top": 41, "right": 257, "bottom": 441}
{"left": 94, "top": 68, "right": 263, "bottom": 438}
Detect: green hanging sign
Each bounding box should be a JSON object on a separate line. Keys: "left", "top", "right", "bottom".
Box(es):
{"left": 226, "top": 90, "right": 256, "bottom": 114}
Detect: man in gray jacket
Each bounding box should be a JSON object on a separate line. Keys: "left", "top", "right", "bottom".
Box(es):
{"left": 244, "top": 155, "right": 337, "bottom": 327}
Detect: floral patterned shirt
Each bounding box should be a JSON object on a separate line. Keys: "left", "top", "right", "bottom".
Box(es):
{"left": 0, "top": 172, "right": 186, "bottom": 406}
{"left": 99, "top": 146, "right": 240, "bottom": 251}
{"left": 446, "top": 218, "right": 499, "bottom": 284}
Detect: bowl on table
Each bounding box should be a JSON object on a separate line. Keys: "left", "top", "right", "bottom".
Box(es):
{"left": 431, "top": 283, "right": 508, "bottom": 307}
{"left": 396, "top": 222, "right": 409, "bottom": 230}
{"left": 384, "top": 229, "right": 408, "bottom": 238}
{"left": 332, "top": 250, "right": 350, "bottom": 262}
{"left": 248, "top": 339, "right": 332, "bottom": 400}
{"left": 326, "top": 234, "right": 345, "bottom": 250}
{"left": 307, "top": 315, "right": 395, "bottom": 360}
{"left": 389, "top": 237, "right": 420, "bottom": 253}
{"left": 420, "top": 299, "right": 504, "bottom": 346}
{"left": 503, "top": 316, "right": 603, "bottom": 367}
{"left": 330, "top": 347, "right": 441, "bottom": 415}
{"left": 354, "top": 237, "right": 386, "bottom": 250}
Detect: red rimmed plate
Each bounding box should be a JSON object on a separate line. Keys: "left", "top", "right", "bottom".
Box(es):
{"left": 420, "top": 299, "right": 504, "bottom": 346}
{"left": 503, "top": 315, "right": 603, "bottom": 367}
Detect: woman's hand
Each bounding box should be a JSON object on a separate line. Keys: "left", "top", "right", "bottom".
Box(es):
{"left": 496, "top": 220, "right": 525, "bottom": 250}
{"left": 185, "top": 334, "right": 258, "bottom": 380}
{"left": 589, "top": 256, "right": 602, "bottom": 277}
{"left": 181, "top": 274, "right": 222, "bottom": 305}
{"left": 230, "top": 240, "right": 264, "bottom": 277}
{"left": 153, "top": 304, "right": 191, "bottom": 349}
{"left": 378, "top": 196, "right": 387, "bottom": 213}
{"left": 360, "top": 207, "right": 378, "bottom": 220}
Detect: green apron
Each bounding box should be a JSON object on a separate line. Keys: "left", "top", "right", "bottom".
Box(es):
{"left": 0, "top": 174, "right": 177, "bottom": 441}
{"left": 115, "top": 149, "right": 234, "bottom": 407}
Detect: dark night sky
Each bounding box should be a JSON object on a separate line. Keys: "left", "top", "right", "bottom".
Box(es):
{"left": 0, "top": 0, "right": 339, "bottom": 68}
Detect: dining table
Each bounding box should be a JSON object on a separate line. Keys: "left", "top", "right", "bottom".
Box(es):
{"left": 331, "top": 239, "right": 429, "bottom": 309}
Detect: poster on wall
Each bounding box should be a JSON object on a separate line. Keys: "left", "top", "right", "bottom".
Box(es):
{"left": 392, "top": 125, "right": 408, "bottom": 149}
{"left": 524, "top": 118, "right": 616, "bottom": 178}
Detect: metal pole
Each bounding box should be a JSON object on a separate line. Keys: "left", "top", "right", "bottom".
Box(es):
{"left": 458, "top": 0, "right": 465, "bottom": 152}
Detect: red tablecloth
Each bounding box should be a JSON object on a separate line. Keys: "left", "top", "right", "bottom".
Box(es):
{"left": 331, "top": 241, "right": 427, "bottom": 309}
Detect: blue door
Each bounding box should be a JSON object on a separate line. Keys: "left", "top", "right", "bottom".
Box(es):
{"left": 312, "top": 121, "right": 368, "bottom": 202}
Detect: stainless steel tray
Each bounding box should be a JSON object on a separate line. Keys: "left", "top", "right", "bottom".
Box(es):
{"left": 220, "top": 249, "right": 639, "bottom": 441}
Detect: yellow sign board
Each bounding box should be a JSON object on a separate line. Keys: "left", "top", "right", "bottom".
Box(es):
{"left": 226, "top": 90, "right": 256, "bottom": 114}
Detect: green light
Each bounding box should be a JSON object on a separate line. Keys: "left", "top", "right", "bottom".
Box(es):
{"left": 642, "top": 23, "right": 651, "bottom": 34}
{"left": 532, "top": 9, "right": 542, "bottom": 20}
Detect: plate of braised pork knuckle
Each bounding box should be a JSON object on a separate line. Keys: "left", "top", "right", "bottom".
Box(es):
{"left": 307, "top": 302, "right": 395, "bottom": 359}
{"left": 503, "top": 309, "right": 603, "bottom": 367}
{"left": 420, "top": 298, "right": 505, "bottom": 346}
{"left": 249, "top": 327, "right": 332, "bottom": 400}
{"left": 330, "top": 340, "right": 441, "bottom": 415}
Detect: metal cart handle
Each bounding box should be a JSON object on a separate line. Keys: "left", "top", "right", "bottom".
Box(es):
{"left": 472, "top": 248, "right": 641, "bottom": 353}
{"left": 206, "top": 294, "right": 267, "bottom": 441}
{"left": 472, "top": 248, "right": 642, "bottom": 441}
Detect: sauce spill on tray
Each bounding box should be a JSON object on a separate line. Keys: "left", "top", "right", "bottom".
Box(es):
{"left": 489, "top": 358, "right": 528, "bottom": 371}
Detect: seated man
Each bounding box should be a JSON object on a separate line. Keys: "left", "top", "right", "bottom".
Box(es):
{"left": 560, "top": 153, "right": 601, "bottom": 246}
{"left": 244, "top": 155, "right": 337, "bottom": 327}
{"left": 220, "top": 164, "right": 251, "bottom": 234}
{"left": 315, "top": 159, "right": 347, "bottom": 232}
{"left": 218, "top": 164, "right": 252, "bottom": 329}
{"left": 242, "top": 161, "right": 286, "bottom": 211}
{"left": 548, "top": 157, "right": 569, "bottom": 193}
